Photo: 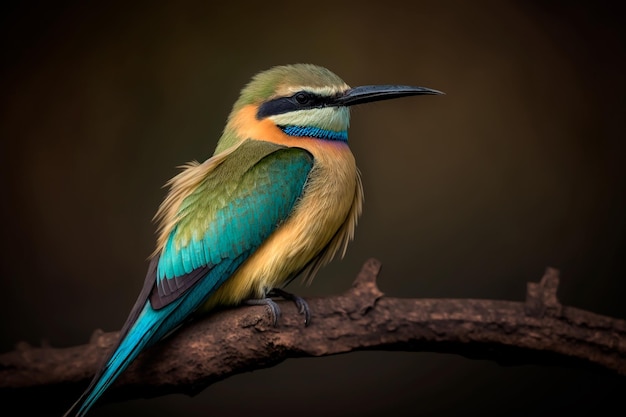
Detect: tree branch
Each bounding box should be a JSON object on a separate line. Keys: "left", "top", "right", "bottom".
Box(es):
{"left": 1, "top": 258, "right": 625, "bottom": 414}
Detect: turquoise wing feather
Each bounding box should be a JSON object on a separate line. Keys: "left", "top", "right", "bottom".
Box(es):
{"left": 153, "top": 139, "right": 313, "bottom": 306}
{"left": 66, "top": 140, "right": 314, "bottom": 417}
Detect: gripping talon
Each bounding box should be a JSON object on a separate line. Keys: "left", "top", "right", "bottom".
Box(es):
{"left": 245, "top": 298, "right": 281, "bottom": 326}
{"left": 269, "top": 288, "right": 311, "bottom": 326}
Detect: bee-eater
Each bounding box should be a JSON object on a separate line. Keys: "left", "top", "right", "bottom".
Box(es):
{"left": 63, "top": 63, "right": 441, "bottom": 416}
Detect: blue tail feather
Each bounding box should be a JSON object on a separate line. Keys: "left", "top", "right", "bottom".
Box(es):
{"left": 63, "top": 258, "right": 241, "bottom": 416}
{"left": 64, "top": 299, "right": 181, "bottom": 417}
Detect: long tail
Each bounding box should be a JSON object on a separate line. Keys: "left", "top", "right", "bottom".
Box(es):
{"left": 63, "top": 255, "right": 234, "bottom": 416}
{"left": 63, "top": 300, "right": 180, "bottom": 417}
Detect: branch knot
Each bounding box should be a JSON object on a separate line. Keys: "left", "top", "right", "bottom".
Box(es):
{"left": 525, "top": 267, "right": 562, "bottom": 318}
{"left": 345, "top": 258, "right": 384, "bottom": 316}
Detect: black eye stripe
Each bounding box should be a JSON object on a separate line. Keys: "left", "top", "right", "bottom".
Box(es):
{"left": 257, "top": 91, "right": 327, "bottom": 119}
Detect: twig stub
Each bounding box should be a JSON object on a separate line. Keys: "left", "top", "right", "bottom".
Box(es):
{"left": 525, "top": 267, "right": 562, "bottom": 318}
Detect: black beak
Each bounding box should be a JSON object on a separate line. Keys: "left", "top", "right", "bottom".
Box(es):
{"left": 331, "top": 85, "right": 443, "bottom": 107}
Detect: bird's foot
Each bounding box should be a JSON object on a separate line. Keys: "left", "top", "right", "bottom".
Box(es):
{"left": 268, "top": 288, "right": 311, "bottom": 326}
{"left": 244, "top": 289, "right": 311, "bottom": 327}
{"left": 245, "top": 297, "right": 281, "bottom": 327}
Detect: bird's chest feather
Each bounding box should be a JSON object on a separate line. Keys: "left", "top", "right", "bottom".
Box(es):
{"left": 280, "top": 141, "right": 358, "bottom": 260}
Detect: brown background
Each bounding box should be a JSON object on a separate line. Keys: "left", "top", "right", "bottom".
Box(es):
{"left": 1, "top": 1, "right": 625, "bottom": 416}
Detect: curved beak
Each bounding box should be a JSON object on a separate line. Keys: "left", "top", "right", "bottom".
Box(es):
{"left": 331, "top": 85, "right": 444, "bottom": 107}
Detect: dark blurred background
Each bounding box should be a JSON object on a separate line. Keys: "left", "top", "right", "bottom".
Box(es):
{"left": 1, "top": 1, "right": 625, "bottom": 416}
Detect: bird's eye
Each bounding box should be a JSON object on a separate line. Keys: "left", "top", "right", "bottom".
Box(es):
{"left": 294, "top": 92, "right": 310, "bottom": 105}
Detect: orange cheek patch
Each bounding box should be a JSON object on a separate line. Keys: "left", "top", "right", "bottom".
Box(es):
{"left": 232, "top": 105, "right": 287, "bottom": 144}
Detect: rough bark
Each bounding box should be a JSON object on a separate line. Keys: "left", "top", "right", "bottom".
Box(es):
{"left": 1, "top": 258, "right": 625, "bottom": 414}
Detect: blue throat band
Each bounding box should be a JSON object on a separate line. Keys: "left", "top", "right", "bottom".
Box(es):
{"left": 280, "top": 125, "right": 348, "bottom": 142}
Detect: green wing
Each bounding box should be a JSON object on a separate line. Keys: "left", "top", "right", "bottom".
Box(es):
{"left": 151, "top": 139, "right": 314, "bottom": 308}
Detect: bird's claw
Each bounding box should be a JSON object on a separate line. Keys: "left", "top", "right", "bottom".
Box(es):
{"left": 245, "top": 297, "right": 281, "bottom": 326}
{"left": 245, "top": 289, "right": 311, "bottom": 327}
{"left": 268, "top": 288, "right": 311, "bottom": 326}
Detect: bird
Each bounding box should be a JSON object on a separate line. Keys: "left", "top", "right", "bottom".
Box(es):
{"left": 63, "top": 63, "right": 442, "bottom": 416}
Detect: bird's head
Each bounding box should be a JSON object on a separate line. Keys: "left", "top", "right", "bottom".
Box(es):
{"left": 216, "top": 64, "right": 441, "bottom": 154}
